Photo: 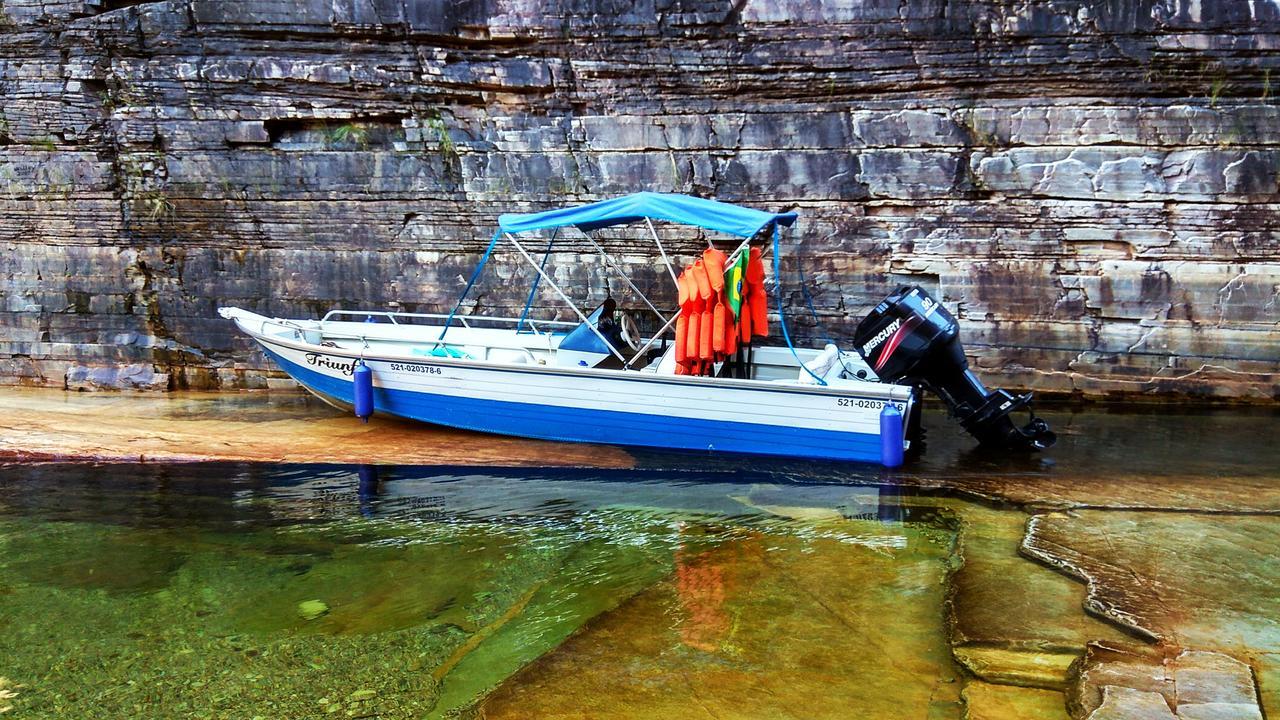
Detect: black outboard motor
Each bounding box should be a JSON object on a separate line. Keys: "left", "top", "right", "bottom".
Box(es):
{"left": 853, "top": 286, "right": 1056, "bottom": 450}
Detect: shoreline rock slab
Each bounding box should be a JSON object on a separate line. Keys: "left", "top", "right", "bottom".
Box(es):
{"left": 1022, "top": 511, "right": 1280, "bottom": 651}
{"left": 1022, "top": 512, "right": 1279, "bottom": 719}
{"left": 1070, "top": 643, "right": 1264, "bottom": 720}
{"left": 0, "top": 387, "right": 633, "bottom": 468}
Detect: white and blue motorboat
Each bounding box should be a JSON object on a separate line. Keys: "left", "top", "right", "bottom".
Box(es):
{"left": 221, "top": 193, "right": 1054, "bottom": 466}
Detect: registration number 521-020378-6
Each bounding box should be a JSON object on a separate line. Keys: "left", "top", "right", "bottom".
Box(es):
{"left": 388, "top": 363, "right": 442, "bottom": 375}
{"left": 837, "top": 398, "right": 905, "bottom": 412}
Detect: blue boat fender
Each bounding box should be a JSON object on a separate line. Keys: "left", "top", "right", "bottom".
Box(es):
{"left": 879, "top": 403, "right": 904, "bottom": 468}
{"left": 353, "top": 360, "right": 374, "bottom": 422}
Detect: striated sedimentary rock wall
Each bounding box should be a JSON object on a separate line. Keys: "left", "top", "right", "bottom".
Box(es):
{"left": 0, "top": 0, "right": 1277, "bottom": 400}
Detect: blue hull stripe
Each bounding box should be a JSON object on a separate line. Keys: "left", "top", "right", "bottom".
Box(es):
{"left": 263, "top": 348, "right": 884, "bottom": 464}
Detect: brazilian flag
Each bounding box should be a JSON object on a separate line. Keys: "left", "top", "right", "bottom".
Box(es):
{"left": 724, "top": 251, "right": 748, "bottom": 318}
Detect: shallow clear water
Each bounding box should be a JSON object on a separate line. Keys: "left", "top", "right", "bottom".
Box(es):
{"left": 0, "top": 406, "right": 1276, "bottom": 719}
{"left": 0, "top": 463, "right": 970, "bottom": 719}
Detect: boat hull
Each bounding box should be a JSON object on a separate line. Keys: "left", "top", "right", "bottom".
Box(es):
{"left": 251, "top": 334, "right": 913, "bottom": 465}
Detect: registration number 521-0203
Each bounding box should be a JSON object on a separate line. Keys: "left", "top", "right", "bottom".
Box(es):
{"left": 837, "top": 398, "right": 905, "bottom": 412}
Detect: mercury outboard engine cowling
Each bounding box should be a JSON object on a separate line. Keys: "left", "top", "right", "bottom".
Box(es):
{"left": 853, "top": 286, "right": 1056, "bottom": 450}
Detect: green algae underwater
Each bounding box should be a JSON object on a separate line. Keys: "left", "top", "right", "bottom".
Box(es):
{"left": 0, "top": 406, "right": 1277, "bottom": 719}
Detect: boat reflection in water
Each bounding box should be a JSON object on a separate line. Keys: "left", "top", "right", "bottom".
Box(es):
{"left": 0, "top": 461, "right": 942, "bottom": 531}
{"left": 289, "top": 463, "right": 927, "bottom": 528}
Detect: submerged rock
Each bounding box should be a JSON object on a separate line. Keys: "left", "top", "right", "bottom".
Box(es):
{"left": 1088, "top": 686, "right": 1178, "bottom": 720}
{"left": 297, "top": 600, "right": 329, "bottom": 621}
{"left": 0, "top": 501, "right": 672, "bottom": 719}
{"left": 1021, "top": 511, "right": 1280, "bottom": 652}
{"left": 962, "top": 681, "right": 1070, "bottom": 720}
{"left": 1021, "top": 511, "right": 1277, "bottom": 720}
{"left": 1071, "top": 642, "right": 1171, "bottom": 715}
{"left": 947, "top": 504, "right": 1130, "bottom": 690}
{"left": 480, "top": 520, "right": 964, "bottom": 719}
{"left": 0, "top": 437, "right": 1276, "bottom": 719}
{"left": 1172, "top": 651, "right": 1260, "bottom": 709}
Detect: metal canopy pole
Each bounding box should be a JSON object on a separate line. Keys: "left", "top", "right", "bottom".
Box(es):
{"left": 505, "top": 232, "right": 628, "bottom": 365}
{"left": 516, "top": 227, "right": 559, "bottom": 337}
{"left": 645, "top": 218, "right": 679, "bottom": 286}
{"left": 723, "top": 235, "right": 753, "bottom": 269}
{"left": 624, "top": 309, "right": 680, "bottom": 369}
{"left": 583, "top": 234, "right": 669, "bottom": 325}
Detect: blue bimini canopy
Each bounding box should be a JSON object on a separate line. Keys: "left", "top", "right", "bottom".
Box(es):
{"left": 497, "top": 192, "right": 799, "bottom": 238}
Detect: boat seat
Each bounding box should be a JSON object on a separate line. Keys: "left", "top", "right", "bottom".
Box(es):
{"left": 488, "top": 349, "right": 531, "bottom": 364}
{"left": 411, "top": 346, "right": 474, "bottom": 360}
{"left": 644, "top": 345, "right": 678, "bottom": 374}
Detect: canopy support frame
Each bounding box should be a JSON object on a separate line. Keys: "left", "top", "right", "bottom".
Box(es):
{"left": 645, "top": 218, "right": 680, "bottom": 287}
{"left": 505, "top": 232, "right": 628, "bottom": 365}
{"left": 583, "top": 233, "right": 670, "bottom": 326}
{"left": 624, "top": 309, "right": 680, "bottom": 370}
{"left": 442, "top": 196, "right": 811, "bottom": 376}
{"left": 516, "top": 228, "right": 559, "bottom": 337}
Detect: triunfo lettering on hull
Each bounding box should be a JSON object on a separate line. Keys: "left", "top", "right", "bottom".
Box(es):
{"left": 305, "top": 353, "right": 356, "bottom": 376}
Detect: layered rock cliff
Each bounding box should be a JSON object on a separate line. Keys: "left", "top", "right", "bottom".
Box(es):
{"left": 1, "top": 0, "right": 1277, "bottom": 399}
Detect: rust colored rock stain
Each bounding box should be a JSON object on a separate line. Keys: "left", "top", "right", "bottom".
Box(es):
{"left": 0, "top": 388, "right": 633, "bottom": 469}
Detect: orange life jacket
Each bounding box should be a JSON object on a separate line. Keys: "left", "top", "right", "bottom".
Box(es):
{"left": 722, "top": 295, "right": 738, "bottom": 356}
{"left": 702, "top": 248, "right": 727, "bottom": 293}
{"left": 686, "top": 308, "right": 701, "bottom": 364}
{"left": 675, "top": 269, "right": 699, "bottom": 373}
{"left": 745, "top": 248, "right": 769, "bottom": 340}
{"left": 675, "top": 312, "right": 688, "bottom": 364}
{"left": 691, "top": 259, "right": 712, "bottom": 302}
{"left": 671, "top": 247, "right": 771, "bottom": 375}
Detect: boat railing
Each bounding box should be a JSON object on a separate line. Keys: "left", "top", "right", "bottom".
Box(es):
{"left": 258, "top": 314, "right": 547, "bottom": 365}
{"left": 319, "top": 309, "right": 578, "bottom": 336}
